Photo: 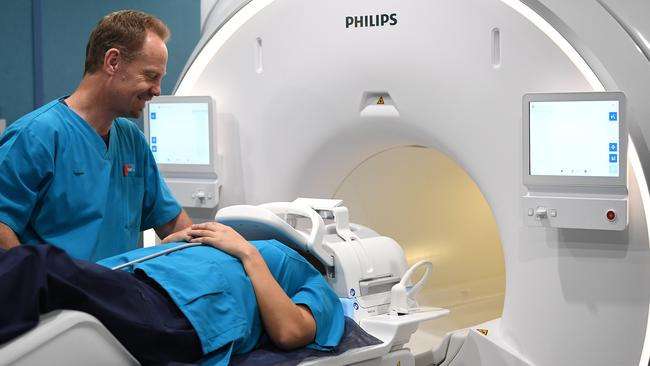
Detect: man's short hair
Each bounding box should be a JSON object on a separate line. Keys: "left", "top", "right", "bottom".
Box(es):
{"left": 84, "top": 10, "right": 170, "bottom": 74}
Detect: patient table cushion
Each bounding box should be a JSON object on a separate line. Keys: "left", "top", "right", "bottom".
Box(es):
{"left": 227, "top": 317, "right": 383, "bottom": 366}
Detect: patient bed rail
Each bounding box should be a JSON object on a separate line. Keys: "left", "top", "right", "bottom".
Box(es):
{"left": 111, "top": 243, "right": 205, "bottom": 270}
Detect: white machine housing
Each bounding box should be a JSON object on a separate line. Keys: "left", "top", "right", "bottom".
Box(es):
{"left": 177, "top": 0, "right": 650, "bottom": 365}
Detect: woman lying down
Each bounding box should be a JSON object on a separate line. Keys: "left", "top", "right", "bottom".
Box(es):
{"left": 0, "top": 222, "right": 344, "bottom": 365}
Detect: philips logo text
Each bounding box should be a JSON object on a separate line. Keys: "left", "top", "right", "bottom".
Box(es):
{"left": 345, "top": 13, "right": 397, "bottom": 29}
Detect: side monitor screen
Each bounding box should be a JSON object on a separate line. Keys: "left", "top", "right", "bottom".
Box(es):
{"left": 149, "top": 102, "right": 210, "bottom": 165}
{"left": 144, "top": 96, "right": 215, "bottom": 176}
{"left": 529, "top": 100, "right": 619, "bottom": 177}
{"left": 523, "top": 92, "right": 626, "bottom": 187}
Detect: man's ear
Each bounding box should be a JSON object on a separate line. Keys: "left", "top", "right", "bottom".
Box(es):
{"left": 104, "top": 48, "right": 120, "bottom": 75}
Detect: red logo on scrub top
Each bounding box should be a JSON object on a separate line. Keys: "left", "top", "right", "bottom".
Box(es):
{"left": 123, "top": 164, "right": 135, "bottom": 177}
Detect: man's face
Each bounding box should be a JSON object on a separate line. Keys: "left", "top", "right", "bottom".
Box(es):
{"left": 113, "top": 31, "right": 168, "bottom": 119}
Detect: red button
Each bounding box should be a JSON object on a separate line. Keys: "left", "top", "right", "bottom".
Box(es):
{"left": 606, "top": 210, "right": 616, "bottom": 222}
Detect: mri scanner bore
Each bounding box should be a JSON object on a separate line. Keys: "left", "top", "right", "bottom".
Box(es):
{"left": 334, "top": 146, "right": 505, "bottom": 347}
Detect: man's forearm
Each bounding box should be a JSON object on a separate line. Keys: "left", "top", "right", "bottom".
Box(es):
{"left": 0, "top": 222, "right": 20, "bottom": 250}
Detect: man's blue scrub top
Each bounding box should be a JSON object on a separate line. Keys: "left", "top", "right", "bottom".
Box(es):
{"left": 0, "top": 99, "right": 181, "bottom": 261}
{"left": 99, "top": 240, "right": 345, "bottom": 365}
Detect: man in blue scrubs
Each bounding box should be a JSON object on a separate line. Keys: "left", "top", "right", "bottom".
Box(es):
{"left": 0, "top": 222, "right": 344, "bottom": 365}
{"left": 0, "top": 11, "right": 191, "bottom": 260}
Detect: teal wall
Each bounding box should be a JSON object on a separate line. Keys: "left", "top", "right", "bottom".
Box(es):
{"left": 0, "top": 1, "right": 34, "bottom": 124}
{"left": 0, "top": 0, "right": 200, "bottom": 125}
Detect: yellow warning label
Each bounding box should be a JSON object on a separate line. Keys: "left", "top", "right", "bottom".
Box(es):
{"left": 377, "top": 96, "right": 385, "bottom": 105}
{"left": 477, "top": 329, "right": 489, "bottom": 336}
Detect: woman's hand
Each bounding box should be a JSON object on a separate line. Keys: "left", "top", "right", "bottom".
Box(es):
{"left": 188, "top": 222, "right": 257, "bottom": 261}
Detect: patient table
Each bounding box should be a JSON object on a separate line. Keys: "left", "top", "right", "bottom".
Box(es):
{"left": 0, "top": 200, "right": 448, "bottom": 365}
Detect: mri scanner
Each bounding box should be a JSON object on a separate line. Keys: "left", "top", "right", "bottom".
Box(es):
{"left": 172, "top": 0, "right": 650, "bottom": 365}
{"left": 1, "top": 0, "right": 650, "bottom": 365}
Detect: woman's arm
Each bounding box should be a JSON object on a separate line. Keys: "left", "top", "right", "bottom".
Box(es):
{"left": 188, "top": 222, "right": 316, "bottom": 349}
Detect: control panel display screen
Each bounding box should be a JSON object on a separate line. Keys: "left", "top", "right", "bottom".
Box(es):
{"left": 529, "top": 100, "right": 620, "bottom": 177}
{"left": 148, "top": 102, "right": 210, "bottom": 165}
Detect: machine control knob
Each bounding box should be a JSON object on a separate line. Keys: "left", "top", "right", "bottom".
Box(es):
{"left": 606, "top": 210, "right": 616, "bottom": 222}
{"left": 192, "top": 190, "right": 207, "bottom": 202}
{"left": 535, "top": 206, "right": 548, "bottom": 220}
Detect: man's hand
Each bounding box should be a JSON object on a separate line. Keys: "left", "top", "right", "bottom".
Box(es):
{"left": 154, "top": 210, "right": 192, "bottom": 243}
{"left": 160, "top": 226, "right": 193, "bottom": 244}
